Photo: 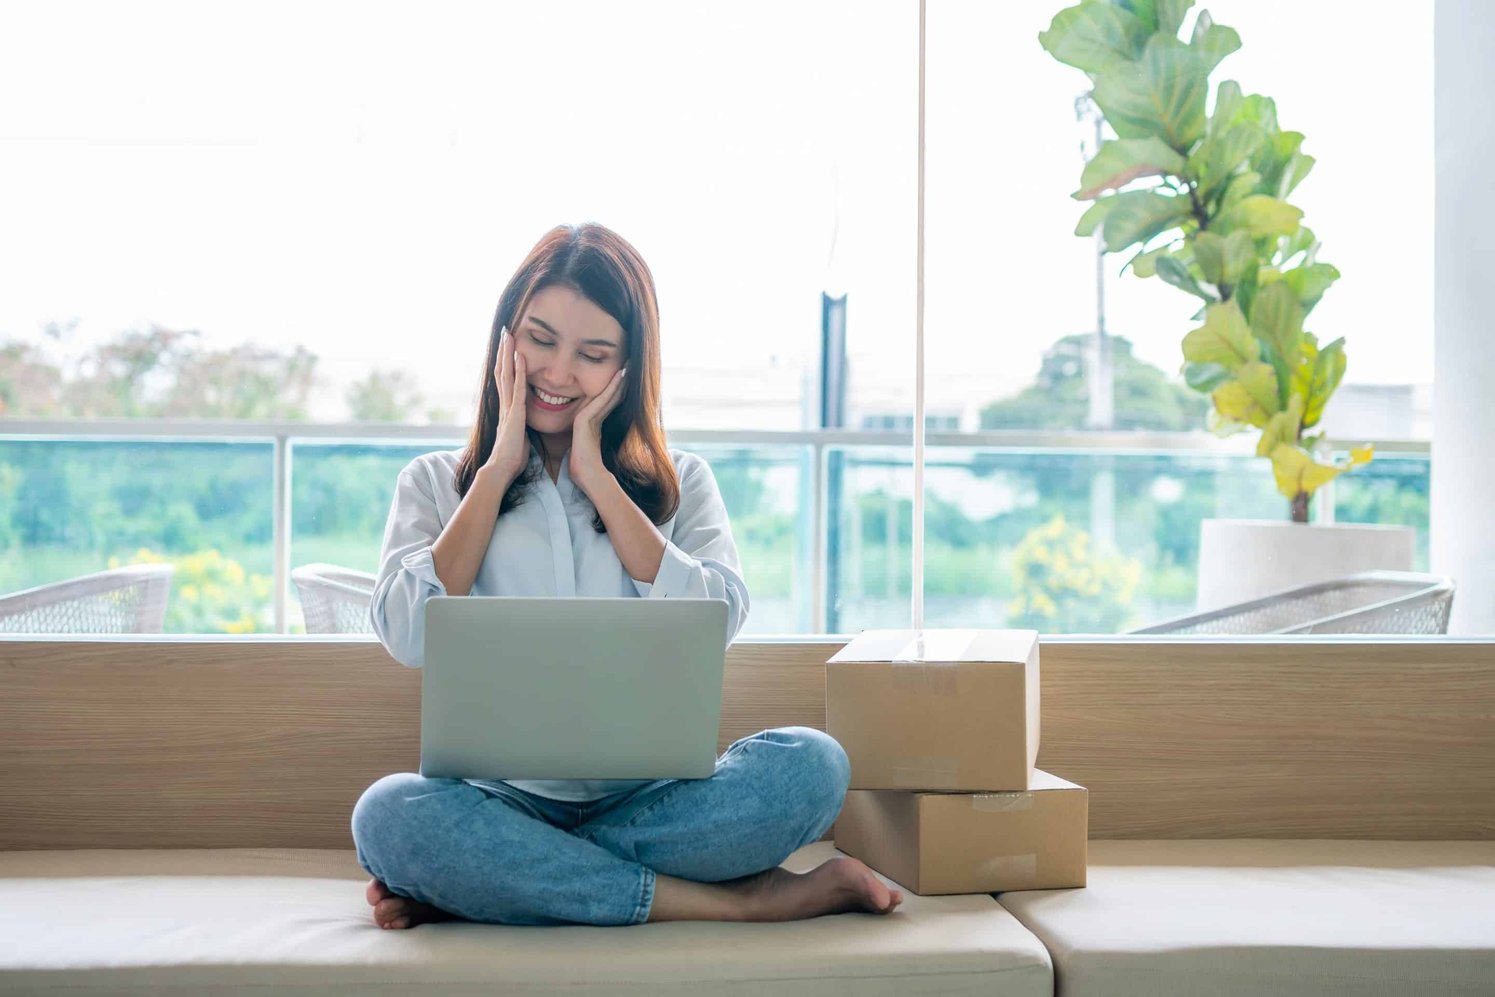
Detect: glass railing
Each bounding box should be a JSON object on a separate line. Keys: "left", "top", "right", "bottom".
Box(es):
{"left": 0, "top": 436, "right": 275, "bottom": 634}
{"left": 855, "top": 446, "right": 1432, "bottom": 633}
{"left": 0, "top": 424, "right": 1432, "bottom": 635}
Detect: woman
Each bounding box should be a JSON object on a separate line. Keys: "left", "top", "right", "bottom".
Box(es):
{"left": 351, "top": 223, "right": 902, "bottom": 928}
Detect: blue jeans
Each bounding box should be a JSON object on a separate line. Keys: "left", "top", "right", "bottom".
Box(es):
{"left": 350, "top": 726, "right": 850, "bottom": 926}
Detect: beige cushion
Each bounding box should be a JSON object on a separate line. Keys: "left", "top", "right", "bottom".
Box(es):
{"left": 0, "top": 842, "right": 1052, "bottom": 996}
{"left": 998, "top": 839, "right": 1495, "bottom": 997}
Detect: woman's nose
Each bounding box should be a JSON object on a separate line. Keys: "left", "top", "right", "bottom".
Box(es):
{"left": 526, "top": 352, "right": 560, "bottom": 381}
{"left": 545, "top": 354, "right": 576, "bottom": 386}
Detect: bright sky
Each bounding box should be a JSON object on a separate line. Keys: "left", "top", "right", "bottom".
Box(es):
{"left": 0, "top": 0, "right": 1432, "bottom": 424}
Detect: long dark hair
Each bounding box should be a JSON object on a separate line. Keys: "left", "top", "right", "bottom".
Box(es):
{"left": 454, "top": 223, "right": 679, "bottom": 531}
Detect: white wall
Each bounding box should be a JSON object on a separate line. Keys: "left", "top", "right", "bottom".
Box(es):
{"left": 1434, "top": 0, "right": 1495, "bottom": 634}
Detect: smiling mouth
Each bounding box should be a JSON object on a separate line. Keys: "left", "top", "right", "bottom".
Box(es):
{"left": 530, "top": 385, "right": 577, "bottom": 409}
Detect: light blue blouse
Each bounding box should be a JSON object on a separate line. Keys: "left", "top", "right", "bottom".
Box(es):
{"left": 369, "top": 445, "right": 750, "bottom": 802}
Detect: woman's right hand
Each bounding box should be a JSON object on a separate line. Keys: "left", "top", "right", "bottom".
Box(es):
{"left": 483, "top": 328, "right": 529, "bottom": 486}
{"left": 432, "top": 329, "right": 526, "bottom": 595}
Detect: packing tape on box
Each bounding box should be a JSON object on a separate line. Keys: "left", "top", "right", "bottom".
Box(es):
{"left": 892, "top": 757, "right": 961, "bottom": 789}
{"left": 977, "top": 853, "right": 1038, "bottom": 882}
{"left": 970, "top": 792, "right": 1035, "bottom": 812}
{"left": 893, "top": 630, "right": 985, "bottom": 662}
{"left": 889, "top": 661, "right": 959, "bottom": 695}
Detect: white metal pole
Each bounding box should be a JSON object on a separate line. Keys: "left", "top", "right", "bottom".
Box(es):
{"left": 1433, "top": 0, "right": 1495, "bottom": 633}
{"left": 272, "top": 435, "right": 290, "bottom": 633}
{"left": 811, "top": 441, "right": 827, "bottom": 633}
{"left": 912, "top": 0, "right": 927, "bottom": 630}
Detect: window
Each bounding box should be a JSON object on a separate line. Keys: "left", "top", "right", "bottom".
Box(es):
{"left": 923, "top": 0, "right": 1442, "bottom": 634}
{"left": 1, "top": 2, "right": 1482, "bottom": 637}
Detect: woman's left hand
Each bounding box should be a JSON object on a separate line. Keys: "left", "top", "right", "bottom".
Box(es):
{"left": 569, "top": 368, "right": 627, "bottom": 495}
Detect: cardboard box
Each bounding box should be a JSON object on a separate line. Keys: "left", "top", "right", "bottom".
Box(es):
{"left": 826, "top": 629, "right": 1039, "bottom": 791}
{"left": 833, "top": 770, "right": 1088, "bottom": 895}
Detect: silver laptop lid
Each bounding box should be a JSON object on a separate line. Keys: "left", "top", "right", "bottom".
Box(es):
{"left": 420, "top": 597, "right": 729, "bottom": 782}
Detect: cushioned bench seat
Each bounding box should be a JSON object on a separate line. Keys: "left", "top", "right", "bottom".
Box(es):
{"left": 0, "top": 842, "right": 1054, "bottom": 997}
{"left": 8, "top": 838, "right": 1495, "bottom": 996}
{"left": 997, "top": 839, "right": 1495, "bottom": 997}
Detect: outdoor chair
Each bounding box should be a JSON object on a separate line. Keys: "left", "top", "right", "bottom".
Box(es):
{"left": 0, "top": 563, "right": 174, "bottom": 633}
{"left": 292, "top": 563, "right": 376, "bottom": 634}
{"left": 1132, "top": 570, "right": 1455, "bottom": 636}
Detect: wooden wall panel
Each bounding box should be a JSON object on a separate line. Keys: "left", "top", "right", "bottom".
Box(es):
{"left": 1, "top": 637, "right": 1491, "bottom": 849}
{"left": 1036, "top": 640, "right": 1495, "bottom": 839}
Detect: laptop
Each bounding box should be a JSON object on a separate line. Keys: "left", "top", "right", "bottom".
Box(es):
{"left": 420, "top": 596, "right": 730, "bottom": 782}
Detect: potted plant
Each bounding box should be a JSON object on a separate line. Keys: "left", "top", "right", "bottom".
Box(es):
{"left": 1038, "top": 0, "right": 1412, "bottom": 607}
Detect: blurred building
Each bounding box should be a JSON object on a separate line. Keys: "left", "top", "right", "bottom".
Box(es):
{"left": 1318, "top": 383, "right": 1433, "bottom": 441}
{"left": 660, "top": 358, "right": 1022, "bottom": 433}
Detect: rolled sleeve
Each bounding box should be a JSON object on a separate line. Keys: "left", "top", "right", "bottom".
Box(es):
{"left": 630, "top": 452, "right": 751, "bottom": 645}
{"left": 646, "top": 541, "right": 699, "bottom": 599}
{"left": 369, "top": 464, "right": 450, "bottom": 668}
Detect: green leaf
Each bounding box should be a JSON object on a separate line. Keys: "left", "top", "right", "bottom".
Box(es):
{"left": 1182, "top": 299, "right": 1259, "bottom": 370}
{"left": 1212, "top": 361, "right": 1281, "bottom": 428}
{"left": 1092, "top": 35, "right": 1209, "bottom": 150}
{"left": 1194, "top": 230, "right": 1258, "bottom": 288}
{"left": 1156, "top": 254, "right": 1215, "bottom": 301}
{"left": 1218, "top": 194, "right": 1303, "bottom": 238}
{"left": 1267, "top": 441, "right": 1369, "bottom": 502}
{"left": 1190, "top": 11, "right": 1241, "bottom": 72}
{"left": 1218, "top": 170, "right": 1263, "bottom": 214}
{"left": 1256, "top": 394, "right": 1304, "bottom": 457}
{"left": 1279, "top": 152, "right": 1315, "bottom": 199}
{"left": 1193, "top": 229, "right": 1256, "bottom": 286}
{"left": 1118, "top": 0, "right": 1158, "bottom": 32}
{"left": 1074, "top": 137, "right": 1188, "bottom": 199}
{"left": 1128, "top": 245, "right": 1169, "bottom": 277}
{"left": 1039, "top": 3, "right": 1150, "bottom": 76}
{"left": 1277, "top": 225, "right": 1318, "bottom": 266}
{"left": 1256, "top": 131, "right": 1308, "bottom": 197}
{"left": 1206, "top": 406, "right": 1248, "bottom": 438}
{"left": 1209, "top": 80, "right": 1244, "bottom": 135}
{"left": 1249, "top": 281, "right": 1305, "bottom": 368}
{"left": 1269, "top": 444, "right": 1345, "bottom": 502}
{"left": 1192, "top": 124, "right": 1266, "bottom": 197}
{"left": 1291, "top": 330, "right": 1320, "bottom": 403}
{"left": 1183, "top": 360, "right": 1231, "bottom": 392}
{"left": 1155, "top": 0, "right": 1194, "bottom": 36}
{"left": 1249, "top": 281, "right": 1304, "bottom": 409}
{"left": 1273, "top": 131, "right": 1305, "bottom": 159}
{"left": 1282, "top": 262, "right": 1340, "bottom": 314}
{"left": 1231, "top": 263, "right": 1261, "bottom": 318}
{"left": 1301, "top": 336, "right": 1346, "bottom": 428}
{"left": 1095, "top": 190, "right": 1193, "bottom": 252}
{"left": 1235, "top": 93, "right": 1280, "bottom": 133}
{"left": 1118, "top": 0, "right": 1196, "bottom": 37}
{"left": 1075, "top": 196, "right": 1119, "bottom": 237}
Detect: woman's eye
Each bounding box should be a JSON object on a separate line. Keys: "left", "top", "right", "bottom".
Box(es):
{"left": 530, "top": 336, "right": 554, "bottom": 348}
{"left": 581, "top": 354, "right": 605, "bottom": 364}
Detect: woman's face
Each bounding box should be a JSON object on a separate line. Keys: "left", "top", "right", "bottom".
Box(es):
{"left": 511, "top": 284, "right": 627, "bottom": 437}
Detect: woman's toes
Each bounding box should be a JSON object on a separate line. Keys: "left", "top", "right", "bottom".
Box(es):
{"left": 368, "top": 887, "right": 458, "bottom": 929}
{"left": 832, "top": 858, "right": 901, "bottom": 914}
{"left": 366, "top": 878, "right": 393, "bottom": 906}
{"left": 374, "top": 896, "right": 409, "bottom": 927}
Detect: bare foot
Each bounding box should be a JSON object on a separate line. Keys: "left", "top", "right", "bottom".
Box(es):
{"left": 365, "top": 878, "right": 459, "bottom": 930}
{"left": 739, "top": 857, "right": 903, "bottom": 921}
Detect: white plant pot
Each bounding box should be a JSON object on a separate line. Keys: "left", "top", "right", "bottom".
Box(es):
{"left": 1196, "top": 519, "right": 1417, "bottom": 611}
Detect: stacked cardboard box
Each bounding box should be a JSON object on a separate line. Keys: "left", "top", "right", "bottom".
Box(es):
{"left": 827, "top": 629, "right": 1088, "bottom": 896}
